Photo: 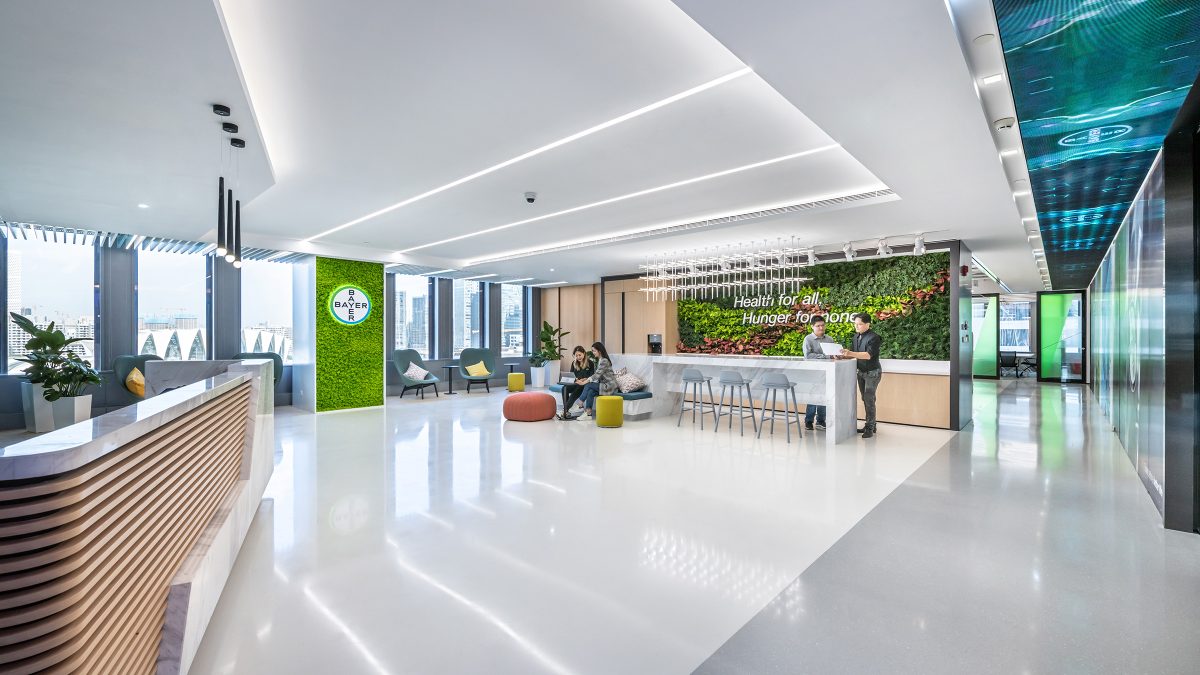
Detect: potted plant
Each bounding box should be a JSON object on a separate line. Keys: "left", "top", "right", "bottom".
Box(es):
{"left": 528, "top": 321, "right": 569, "bottom": 388}
{"left": 10, "top": 312, "right": 102, "bottom": 432}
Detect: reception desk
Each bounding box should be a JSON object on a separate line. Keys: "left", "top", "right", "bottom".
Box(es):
{"left": 618, "top": 354, "right": 859, "bottom": 444}
{"left": 0, "top": 360, "right": 273, "bottom": 674}
{"left": 616, "top": 354, "right": 952, "bottom": 432}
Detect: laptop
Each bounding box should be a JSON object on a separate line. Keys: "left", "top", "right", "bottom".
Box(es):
{"left": 820, "top": 342, "right": 844, "bottom": 357}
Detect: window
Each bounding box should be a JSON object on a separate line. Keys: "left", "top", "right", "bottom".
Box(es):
{"left": 452, "top": 279, "right": 482, "bottom": 357}
{"left": 499, "top": 285, "right": 525, "bottom": 356}
{"left": 241, "top": 259, "right": 294, "bottom": 364}
{"left": 999, "top": 300, "right": 1032, "bottom": 353}
{"left": 6, "top": 238, "right": 96, "bottom": 373}
{"left": 393, "top": 274, "right": 431, "bottom": 359}
{"left": 137, "top": 250, "right": 209, "bottom": 360}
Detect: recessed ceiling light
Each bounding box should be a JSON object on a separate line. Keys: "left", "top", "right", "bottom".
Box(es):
{"left": 531, "top": 281, "right": 568, "bottom": 287}
{"left": 461, "top": 273, "right": 497, "bottom": 280}
{"left": 1022, "top": 217, "right": 1036, "bottom": 222}
{"left": 549, "top": 268, "right": 555, "bottom": 272}
{"left": 1014, "top": 191, "right": 1032, "bottom": 198}
{"left": 397, "top": 144, "right": 840, "bottom": 254}
{"left": 425, "top": 268, "right": 456, "bottom": 275}
{"left": 1027, "top": 235, "right": 1038, "bottom": 240}
{"left": 973, "top": 33, "right": 996, "bottom": 45}
{"left": 1000, "top": 149, "right": 1019, "bottom": 157}
{"left": 981, "top": 74, "right": 1004, "bottom": 85}
{"left": 137, "top": 203, "right": 150, "bottom": 209}
{"left": 499, "top": 277, "right": 534, "bottom": 283}
{"left": 304, "top": 66, "right": 754, "bottom": 242}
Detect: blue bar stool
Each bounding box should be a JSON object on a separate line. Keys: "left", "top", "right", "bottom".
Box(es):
{"left": 677, "top": 368, "right": 716, "bottom": 429}
{"left": 714, "top": 371, "right": 758, "bottom": 436}
{"left": 757, "top": 373, "right": 803, "bottom": 442}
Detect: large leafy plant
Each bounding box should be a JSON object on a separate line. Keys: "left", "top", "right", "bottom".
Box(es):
{"left": 10, "top": 312, "right": 102, "bottom": 401}
{"left": 529, "top": 321, "right": 570, "bottom": 367}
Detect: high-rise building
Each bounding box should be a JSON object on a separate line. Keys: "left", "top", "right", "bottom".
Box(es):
{"left": 394, "top": 290, "right": 407, "bottom": 348}
{"left": 409, "top": 295, "right": 427, "bottom": 354}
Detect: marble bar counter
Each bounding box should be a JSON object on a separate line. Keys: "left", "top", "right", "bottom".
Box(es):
{"left": 0, "top": 359, "right": 274, "bottom": 674}
{"left": 616, "top": 353, "right": 859, "bottom": 444}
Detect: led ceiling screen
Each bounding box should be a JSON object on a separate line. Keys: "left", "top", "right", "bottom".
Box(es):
{"left": 994, "top": 0, "right": 1200, "bottom": 289}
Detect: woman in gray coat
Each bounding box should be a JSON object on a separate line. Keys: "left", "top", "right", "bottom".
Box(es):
{"left": 576, "top": 342, "right": 616, "bottom": 418}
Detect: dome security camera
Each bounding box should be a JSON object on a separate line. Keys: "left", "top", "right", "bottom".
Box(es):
{"left": 525, "top": 191, "right": 537, "bottom": 204}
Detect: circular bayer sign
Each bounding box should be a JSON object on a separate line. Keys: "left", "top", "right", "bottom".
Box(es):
{"left": 329, "top": 285, "right": 372, "bottom": 325}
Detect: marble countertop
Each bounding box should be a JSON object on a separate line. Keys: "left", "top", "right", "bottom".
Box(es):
{"left": 620, "top": 353, "right": 949, "bottom": 374}
{"left": 0, "top": 372, "right": 251, "bottom": 481}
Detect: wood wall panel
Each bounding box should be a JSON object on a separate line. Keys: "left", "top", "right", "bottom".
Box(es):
{"left": 0, "top": 384, "right": 252, "bottom": 674}
{"left": 623, "top": 291, "right": 647, "bottom": 353}
{"left": 541, "top": 287, "right": 560, "bottom": 330}
{"left": 854, "top": 373, "right": 951, "bottom": 428}
{"left": 604, "top": 293, "right": 622, "bottom": 350}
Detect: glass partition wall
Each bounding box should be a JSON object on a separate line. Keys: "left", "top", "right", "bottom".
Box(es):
{"left": 1038, "top": 291, "right": 1086, "bottom": 383}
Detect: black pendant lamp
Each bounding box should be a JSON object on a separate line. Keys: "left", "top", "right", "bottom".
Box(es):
{"left": 233, "top": 199, "right": 242, "bottom": 268}
{"left": 217, "top": 176, "right": 227, "bottom": 256}
{"left": 225, "top": 189, "right": 235, "bottom": 262}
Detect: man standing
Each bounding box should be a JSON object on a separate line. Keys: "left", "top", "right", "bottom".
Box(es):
{"left": 841, "top": 313, "right": 882, "bottom": 438}
{"left": 802, "top": 315, "right": 836, "bottom": 431}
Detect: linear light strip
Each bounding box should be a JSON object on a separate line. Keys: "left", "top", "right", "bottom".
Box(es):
{"left": 399, "top": 144, "right": 840, "bottom": 254}
{"left": 305, "top": 67, "right": 754, "bottom": 242}
{"left": 466, "top": 187, "right": 894, "bottom": 266}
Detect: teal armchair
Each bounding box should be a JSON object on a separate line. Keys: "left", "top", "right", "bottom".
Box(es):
{"left": 393, "top": 349, "right": 440, "bottom": 399}
{"left": 457, "top": 348, "right": 495, "bottom": 393}
{"left": 234, "top": 352, "right": 284, "bottom": 387}
{"left": 113, "top": 354, "right": 163, "bottom": 397}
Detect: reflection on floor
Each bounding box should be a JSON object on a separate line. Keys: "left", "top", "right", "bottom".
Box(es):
{"left": 697, "top": 379, "right": 1200, "bottom": 674}
{"left": 190, "top": 390, "right": 953, "bottom": 674}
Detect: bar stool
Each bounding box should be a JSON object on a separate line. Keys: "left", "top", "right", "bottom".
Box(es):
{"left": 714, "top": 371, "right": 758, "bottom": 436}
{"left": 757, "top": 373, "right": 803, "bottom": 442}
{"left": 677, "top": 368, "right": 716, "bottom": 429}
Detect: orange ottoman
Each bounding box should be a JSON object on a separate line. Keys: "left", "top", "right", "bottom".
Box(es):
{"left": 503, "top": 392, "right": 557, "bottom": 422}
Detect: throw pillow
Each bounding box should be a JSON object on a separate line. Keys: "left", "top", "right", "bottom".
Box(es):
{"left": 125, "top": 367, "right": 146, "bottom": 398}
{"left": 403, "top": 362, "right": 429, "bottom": 381}
{"left": 616, "top": 370, "right": 645, "bottom": 394}
{"left": 465, "top": 361, "right": 490, "bottom": 377}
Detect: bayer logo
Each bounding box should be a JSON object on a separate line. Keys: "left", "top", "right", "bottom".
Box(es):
{"left": 329, "top": 285, "right": 371, "bottom": 325}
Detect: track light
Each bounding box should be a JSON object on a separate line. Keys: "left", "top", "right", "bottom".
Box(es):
{"left": 843, "top": 242, "right": 855, "bottom": 261}
{"left": 913, "top": 234, "right": 926, "bottom": 256}
{"left": 877, "top": 239, "right": 892, "bottom": 257}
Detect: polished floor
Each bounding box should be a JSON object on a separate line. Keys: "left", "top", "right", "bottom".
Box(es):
{"left": 190, "top": 381, "right": 1200, "bottom": 674}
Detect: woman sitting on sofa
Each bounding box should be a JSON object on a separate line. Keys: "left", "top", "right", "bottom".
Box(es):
{"left": 572, "top": 341, "right": 617, "bottom": 419}
{"left": 558, "top": 345, "right": 595, "bottom": 419}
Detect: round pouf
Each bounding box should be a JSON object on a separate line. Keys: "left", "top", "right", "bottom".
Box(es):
{"left": 503, "top": 392, "right": 556, "bottom": 422}
{"left": 595, "top": 396, "right": 624, "bottom": 428}
{"left": 507, "top": 372, "right": 526, "bottom": 392}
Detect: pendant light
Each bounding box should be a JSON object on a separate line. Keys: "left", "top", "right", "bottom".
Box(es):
{"left": 217, "top": 176, "right": 226, "bottom": 256}
{"left": 232, "top": 199, "right": 242, "bottom": 268}
{"left": 225, "top": 187, "right": 235, "bottom": 262}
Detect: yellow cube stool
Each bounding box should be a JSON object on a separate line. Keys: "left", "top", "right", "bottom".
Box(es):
{"left": 507, "top": 372, "right": 526, "bottom": 392}
{"left": 595, "top": 395, "right": 624, "bottom": 428}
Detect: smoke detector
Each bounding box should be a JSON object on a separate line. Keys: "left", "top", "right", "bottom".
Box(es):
{"left": 993, "top": 117, "right": 1017, "bottom": 131}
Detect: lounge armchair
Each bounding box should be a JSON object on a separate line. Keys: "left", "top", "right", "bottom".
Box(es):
{"left": 457, "top": 347, "right": 495, "bottom": 394}
{"left": 234, "top": 352, "right": 284, "bottom": 386}
{"left": 393, "top": 349, "right": 440, "bottom": 399}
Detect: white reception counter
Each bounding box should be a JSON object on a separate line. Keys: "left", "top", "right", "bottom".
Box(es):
{"left": 616, "top": 353, "right": 859, "bottom": 444}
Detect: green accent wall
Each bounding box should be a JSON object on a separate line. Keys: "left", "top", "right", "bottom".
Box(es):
{"left": 1038, "top": 293, "right": 1070, "bottom": 380}
{"left": 973, "top": 296, "right": 998, "bottom": 377}
{"left": 315, "top": 256, "right": 384, "bottom": 412}
{"left": 676, "top": 252, "right": 950, "bottom": 359}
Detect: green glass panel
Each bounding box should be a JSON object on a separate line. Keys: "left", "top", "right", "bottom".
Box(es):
{"left": 1039, "top": 294, "right": 1070, "bottom": 379}
{"left": 972, "top": 297, "right": 998, "bottom": 377}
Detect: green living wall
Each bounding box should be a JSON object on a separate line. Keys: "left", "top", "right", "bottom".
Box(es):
{"left": 676, "top": 251, "right": 950, "bottom": 360}
{"left": 315, "top": 256, "right": 385, "bottom": 412}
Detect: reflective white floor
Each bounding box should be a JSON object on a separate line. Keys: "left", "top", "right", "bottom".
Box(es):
{"left": 190, "top": 391, "right": 953, "bottom": 674}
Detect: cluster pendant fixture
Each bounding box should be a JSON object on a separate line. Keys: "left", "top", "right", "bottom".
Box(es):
{"left": 639, "top": 238, "right": 812, "bottom": 302}
{"left": 214, "top": 103, "right": 244, "bottom": 268}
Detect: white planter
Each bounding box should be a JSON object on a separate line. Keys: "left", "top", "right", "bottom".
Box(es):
{"left": 530, "top": 365, "right": 546, "bottom": 388}
{"left": 22, "top": 382, "right": 92, "bottom": 433}
{"left": 543, "top": 363, "right": 557, "bottom": 388}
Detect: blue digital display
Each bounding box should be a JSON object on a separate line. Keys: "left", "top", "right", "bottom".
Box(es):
{"left": 994, "top": 0, "right": 1200, "bottom": 288}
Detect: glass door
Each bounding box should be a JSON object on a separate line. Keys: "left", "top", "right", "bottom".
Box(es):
{"left": 971, "top": 294, "right": 998, "bottom": 378}
{"left": 1037, "top": 291, "right": 1087, "bottom": 383}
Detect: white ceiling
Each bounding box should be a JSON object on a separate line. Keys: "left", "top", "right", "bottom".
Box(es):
{"left": 0, "top": 0, "right": 273, "bottom": 238}
{"left": 0, "top": 0, "right": 1043, "bottom": 291}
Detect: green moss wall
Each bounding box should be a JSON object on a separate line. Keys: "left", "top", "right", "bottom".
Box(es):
{"left": 677, "top": 251, "right": 951, "bottom": 360}
{"left": 315, "top": 256, "right": 384, "bottom": 412}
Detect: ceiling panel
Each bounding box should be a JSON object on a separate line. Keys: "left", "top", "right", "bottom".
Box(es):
{"left": 330, "top": 76, "right": 868, "bottom": 252}
{"left": 0, "top": 0, "right": 273, "bottom": 239}
{"left": 994, "top": 0, "right": 1200, "bottom": 288}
